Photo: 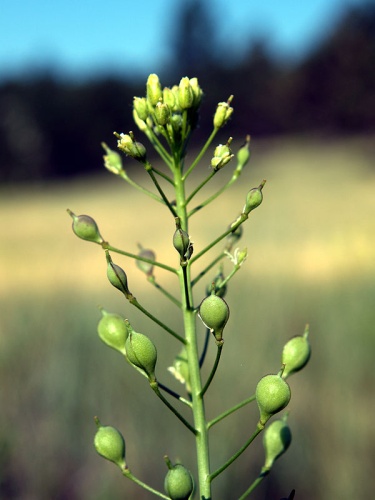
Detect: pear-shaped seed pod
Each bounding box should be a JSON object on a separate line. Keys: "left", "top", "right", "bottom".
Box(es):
{"left": 198, "top": 294, "right": 229, "bottom": 342}
{"left": 97, "top": 309, "right": 128, "bottom": 354}
{"left": 67, "top": 209, "right": 103, "bottom": 244}
{"left": 125, "top": 330, "right": 157, "bottom": 380}
{"left": 164, "top": 464, "right": 194, "bottom": 500}
{"left": 263, "top": 417, "right": 292, "bottom": 469}
{"left": 94, "top": 424, "right": 126, "bottom": 468}
{"left": 282, "top": 328, "right": 311, "bottom": 379}
{"left": 256, "top": 373, "right": 291, "bottom": 425}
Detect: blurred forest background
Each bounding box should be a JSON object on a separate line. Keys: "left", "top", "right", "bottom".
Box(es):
{"left": 1, "top": 1, "right": 375, "bottom": 500}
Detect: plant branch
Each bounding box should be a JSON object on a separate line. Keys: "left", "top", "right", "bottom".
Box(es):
{"left": 183, "top": 128, "right": 219, "bottom": 180}
{"left": 208, "top": 394, "right": 256, "bottom": 429}
{"left": 238, "top": 468, "right": 270, "bottom": 500}
{"left": 103, "top": 244, "right": 177, "bottom": 274}
{"left": 122, "top": 467, "right": 170, "bottom": 499}
{"left": 200, "top": 342, "right": 223, "bottom": 396}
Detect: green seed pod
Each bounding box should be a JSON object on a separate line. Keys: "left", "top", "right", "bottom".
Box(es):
{"left": 206, "top": 269, "right": 227, "bottom": 298}
{"left": 136, "top": 245, "right": 156, "bottom": 277}
{"left": 97, "top": 308, "right": 128, "bottom": 354}
{"left": 198, "top": 293, "right": 230, "bottom": 342}
{"left": 67, "top": 209, "right": 104, "bottom": 244}
{"left": 263, "top": 415, "right": 292, "bottom": 469}
{"left": 146, "top": 73, "right": 163, "bottom": 106}
{"left": 94, "top": 421, "right": 126, "bottom": 469}
{"left": 173, "top": 218, "right": 192, "bottom": 261}
{"left": 164, "top": 464, "right": 194, "bottom": 500}
{"left": 106, "top": 251, "right": 132, "bottom": 298}
{"left": 236, "top": 135, "right": 251, "bottom": 169}
{"left": 282, "top": 325, "right": 311, "bottom": 379}
{"left": 243, "top": 180, "right": 266, "bottom": 215}
{"left": 256, "top": 370, "right": 291, "bottom": 425}
{"left": 125, "top": 325, "right": 157, "bottom": 381}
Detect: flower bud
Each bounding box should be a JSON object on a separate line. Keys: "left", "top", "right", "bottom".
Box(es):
{"left": 67, "top": 209, "right": 104, "bottom": 244}
{"left": 133, "top": 96, "right": 149, "bottom": 121}
{"left": 136, "top": 245, "right": 156, "bottom": 277}
{"left": 125, "top": 323, "right": 157, "bottom": 381}
{"left": 101, "top": 142, "right": 124, "bottom": 175}
{"left": 178, "top": 77, "right": 194, "bottom": 110}
{"left": 243, "top": 180, "right": 266, "bottom": 215}
{"left": 282, "top": 325, "right": 311, "bottom": 379}
{"left": 198, "top": 293, "right": 230, "bottom": 342}
{"left": 263, "top": 415, "right": 292, "bottom": 470}
{"left": 213, "top": 98, "right": 233, "bottom": 129}
{"left": 211, "top": 141, "right": 234, "bottom": 171}
{"left": 256, "top": 370, "right": 291, "bottom": 426}
{"left": 94, "top": 419, "right": 126, "bottom": 468}
{"left": 97, "top": 308, "right": 128, "bottom": 354}
{"left": 106, "top": 251, "right": 132, "bottom": 298}
{"left": 163, "top": 87, "right": 176, "bottom": 109}
{"left": 146, "top": 73, "right": 162, "bottom": 106}
{"left": 154, "top": 101, "right": 171, "bottom": 126}
{"left": 189, "top": 77, "right": 203, "bottom": 109}
{"left": 116, "top": 132, "right": 147, "bottom": 163}
{"left": 164, "top": 463, "right": 194, "bottom": 500}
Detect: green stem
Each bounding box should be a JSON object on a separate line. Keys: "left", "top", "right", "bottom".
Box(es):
{"left": 151, "top": 166, "right": 174, "bottom": 185}
{"left": 188, "top": 172, "right": 238, "bottom": 217}
{"left": 210, "top": 423, "right": 264, "bottom": 481}
{"left": 128, "top": 296, "right": 185, "bottom": 344}
{"left": 144, "top": 128, "right": 173, "bottom": 169}
{"left": 186, "top": 170, "right": 216, "bottom": 205}
{"left": 173, "top": 155, "right": 212, "bottom": 499}
{"left": 158, "top": 382, "right": 192, "bottom": 407}
{"left": 150, "top": 381, "right": 197, "bottom": 434}
{"left": 190, "top": 213, "right": 248, "bottom": 265}
{"left": 103, "top": 244, "right": 177, "bottom": 274}
{"left": 147, "top": 276, "right": 182, "bottom": 308}
{"left": 145, "top": 161, "right": 178, "bottom": 218}
{"left": 200, "top": 343, "right": 223, "bottom": 396}
{"left": 122, "top": 467, "right": 170, "bottom": 499}
{"left": 238, "top": 468, "right": 270, "bottom": 500}
{"left": 183, "top": 128, "right": 219, "bottom": 180}
{"left": 208, "top": 394, "right": 256, "bottom": 429}
{"left": 118, "top": 171, "right": 164, "bottom": 204}
{"left": 191, "top": 252, "right": 225, "bottom": 287}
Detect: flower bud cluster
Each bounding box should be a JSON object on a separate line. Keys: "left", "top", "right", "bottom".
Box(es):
{"left": 133, "top": 74, "right": 204, "bottom": 140}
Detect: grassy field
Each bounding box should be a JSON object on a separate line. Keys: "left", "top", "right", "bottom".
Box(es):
{"left": 1, "top": 135, "right": 374, "bottom": 499}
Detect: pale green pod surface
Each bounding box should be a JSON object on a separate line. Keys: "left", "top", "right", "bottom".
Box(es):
{"left": 125, "top": 330, "right": 157, "bottom": 380}
{"left": 94, "top": 425, "right": 126, "bottom": 468}
{"left": 97, "top": 309, "right": 128, "bottom": 354}
{"left": 256, "top": 374, "right": 291, "bottom": 425}
{"left": 263, "top": 418, "right": 292, "bottom": 469}
{"left": 198, "top": 294, "right": 230, "bottom": 341}
{"left": 67, "top": 210, "right": 103, "bottom": 244}
{"left": 164, "top": 464, "right": 194, "bottom": 500}
{"left": 136, "top": 248, "right": 156, "bottom": 276}
{"left": 282, "top": 334, "right": 311, "bottom": 379}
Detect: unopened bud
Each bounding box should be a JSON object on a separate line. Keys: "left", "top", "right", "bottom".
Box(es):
{"left": 189, "top": 77, "right": 203, "bottom": 108}
{"left": 213, "top": 97, "right": 234, "bottom": 129}
{"left": 154, "top": 101, "right": 171, "bottom": 126}
{"left": 211, "top": 141, "right": 233, "bottom": 171}
{"left": 178, "top": 77, "right": 194, "bottom": 110}
{"left": 133, "top": 96, "right": 149, "bottom": 121}
{"left": 146, "top": 73, "right": 162, "bottom": 106}
{"left": 115, "top": 132, "right": 147, "bottom": 163}
{"left": 102, "top": 142, "right": 124, "bottom": 175}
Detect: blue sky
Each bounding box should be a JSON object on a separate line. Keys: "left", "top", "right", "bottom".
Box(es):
{"left": 0, "top": 0, "right": 367, "bottom": 81}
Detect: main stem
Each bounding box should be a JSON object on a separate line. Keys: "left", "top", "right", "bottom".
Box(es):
{"left": 174, "top": 160, "right": 212, "bottom": 499}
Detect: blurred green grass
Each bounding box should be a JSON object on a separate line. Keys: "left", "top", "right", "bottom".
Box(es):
{"left": 1, "top": 135, "right": 374, "bottom": 499}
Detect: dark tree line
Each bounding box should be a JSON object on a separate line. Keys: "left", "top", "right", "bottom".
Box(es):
{"left": 0, "top": 1, "right": 374, "bottom": 183}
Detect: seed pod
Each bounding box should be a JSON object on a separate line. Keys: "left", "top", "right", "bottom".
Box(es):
{"left": 198, "top": 293, "right": 230, "bottom": 342}
{"left": 282, "top": 325, "right": 311, "bottom": 379}
{"left": 263, "top": 415, "right": 292, "bottom": 469}
{"left": 236, "top": 135, "right": 251, "bottom": 169}
{"left": 256, "top": 370, "right": 291, "bottom": 425}
{"left": 243, "top": 180, "right": 266, "bottom": 215}
{"left": 67, "top": 209, "right": 103, "bottom": 244}
{"left": 164, "top": 464, "right": 194, "bottom": 500}
{"left": 94, "top": 420, "right": 126, "bottom": 469}
{"left": 173, "top": 218, "right": 192, "bottom": 261}
{"left": 106, "top": 251, "right": 132, "bottom": 298}
{"left": 97, "top": 308, "right": 128, "bottom": 354}
{"left": 125, "top": 324, "right": 157, "bottom": 381}
{"left": 136, "top": 245, "right": 156, "bottom": 277}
